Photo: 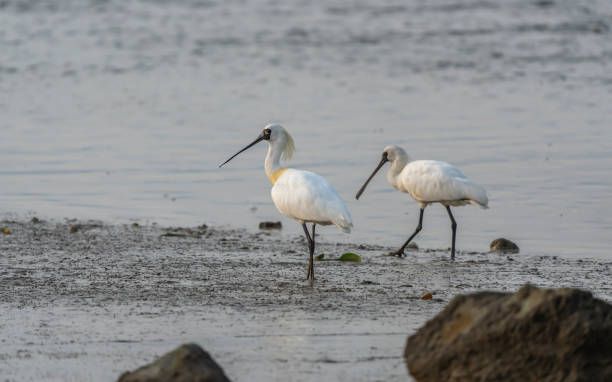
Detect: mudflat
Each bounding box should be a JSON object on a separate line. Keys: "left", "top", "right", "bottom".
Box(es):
{"left": 1, "top": 220, "right": 611, "bottom": 381}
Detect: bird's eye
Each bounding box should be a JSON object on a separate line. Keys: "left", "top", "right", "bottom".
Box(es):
{"left": 264, "top": 129, "right": 271, "bottom": 135}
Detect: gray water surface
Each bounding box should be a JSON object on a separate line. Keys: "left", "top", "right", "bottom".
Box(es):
{"left": 2, "top": 0, "right": 612, "bottom": 257}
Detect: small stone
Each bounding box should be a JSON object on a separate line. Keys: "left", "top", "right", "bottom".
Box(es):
{"left": 117, "top": 343, "right": 231, "bottom": 382}
{"left": 407, "top": 242, "right": 418, "bottom": 250}
{"left": 69, "top": 225, "right": 80, "bottom": 233}
{"left": 259, "top": 221, "right": 282, "bottom": 230}
{"left": 31, "top": 217, "right": 40, "bottom": 224}
{"left": 422, "top": 293, "right": 433, "bottom": 300}
{"left": 490, "top": 238, "right": 519, "bottom": 253}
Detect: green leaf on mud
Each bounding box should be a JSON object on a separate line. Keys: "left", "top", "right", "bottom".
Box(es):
{"left": 315, "top": 254, "right": 325, "bottom": 261}
{"left": 339, "top": 253, "right": 361, "bottom": 262}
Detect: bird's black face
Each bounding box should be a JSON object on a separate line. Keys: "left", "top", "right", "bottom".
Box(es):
{"left": 355, "top": 151, "right": 389, "bottom": 200}
{"left": 262, "top": 128, "right": 272, "bottom": 140}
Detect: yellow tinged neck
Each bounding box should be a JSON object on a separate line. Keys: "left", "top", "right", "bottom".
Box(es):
{"left": 268, "top": 168, "right": 288, "bottom": 184}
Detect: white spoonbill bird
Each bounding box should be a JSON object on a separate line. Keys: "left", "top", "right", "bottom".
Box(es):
{"left": 355, "top": 145, "right": 488, "bottom": 260}
{"left": 219, "top": 124, "right": 353, "bottom": 280}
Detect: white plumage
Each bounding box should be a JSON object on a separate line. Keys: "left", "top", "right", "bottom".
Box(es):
{"left": 272, "top": 169, "right": 353, "bottom": 233}
{"left": 356, "top": 145, "right": 488, "bottom": 259}
{"left": 390, "top": 162, "right": 488, "bottom": 209}
{"left": 219, "top": 124, "right": 352, "bottom": 280}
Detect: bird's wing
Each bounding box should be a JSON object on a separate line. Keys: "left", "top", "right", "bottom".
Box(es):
{"left": 271, "top": 169, "right": 353, "bottom": 231}
{"left": 403, "top": 161, "right": 488, "bottom": 206}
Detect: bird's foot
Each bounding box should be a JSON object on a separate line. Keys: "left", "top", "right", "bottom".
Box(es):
{"left": 305, "top": 269, "right": 315, "bottom": 281}
{"left": 385, "top": 250, "right": 405, "bottom": 257}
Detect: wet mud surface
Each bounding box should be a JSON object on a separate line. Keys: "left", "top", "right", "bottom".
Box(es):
{"left": 1, "top": 220, "right": 611, "bottom": 381}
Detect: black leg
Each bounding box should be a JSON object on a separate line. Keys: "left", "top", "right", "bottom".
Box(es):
{"left": 390, "top": 208, "right": 424, "bottom": 257}
{"left": 309, "top": 224, "right": 316, "bottom": 280}
{"left": 302, "top": 223, "right": 315, "bottom": 280}
{"left": 446, "top": 206, "right": 457, "bottom": 260}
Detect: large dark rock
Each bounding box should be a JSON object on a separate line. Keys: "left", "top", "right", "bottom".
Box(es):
{"left": 404, "top": 285, "right": 612, "bottom": 382}
{"left": 118, "top": 343, "right": 231, "bottom": 382}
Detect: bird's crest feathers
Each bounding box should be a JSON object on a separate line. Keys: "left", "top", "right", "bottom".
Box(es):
{"left": 281, "top": 129, "right": 295, "bottom": 161}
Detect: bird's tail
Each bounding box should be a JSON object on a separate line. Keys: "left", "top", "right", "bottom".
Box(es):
{"left": 467, "top": 182, "right": 488, "bottom": 209}
{"left": 469, "top": 200, "right": 489, "bottom": 209}
{"left": 334, "top": 212, "right": 353, "bottom": 233}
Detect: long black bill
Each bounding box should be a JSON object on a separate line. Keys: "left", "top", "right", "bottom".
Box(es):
{"left": 355, "top": 152, "right": 388, "bottom": 200}
{"left": 218, "top": 133, "right": 265, "bottom": 168}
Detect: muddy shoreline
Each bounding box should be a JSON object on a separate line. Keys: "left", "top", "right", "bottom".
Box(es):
{"left": 1, "top": 219, "right": 611, "bottom": 381}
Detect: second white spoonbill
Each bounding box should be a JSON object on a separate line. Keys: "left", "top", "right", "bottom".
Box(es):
{"left": 355, "top": 145, "right": 488, "bottom": 260}
{"left": 219, "top": 124, "right": 353, "bottom": 281}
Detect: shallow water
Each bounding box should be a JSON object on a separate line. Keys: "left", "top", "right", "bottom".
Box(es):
{"left": 1, "top": 2, "right": 612, "bottom": 258}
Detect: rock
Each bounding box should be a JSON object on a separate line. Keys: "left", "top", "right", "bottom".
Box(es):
{"left": 490, "top": 237, "right": 519, "bottom": 253}
{"left": 259, "top": 221, "right": 282, "bottom": 230}
{"left": 404, "top": 284, "right": 612, "bottom": 382}
{"left": 118, "top": 343, "right": 231, "bottom": 382}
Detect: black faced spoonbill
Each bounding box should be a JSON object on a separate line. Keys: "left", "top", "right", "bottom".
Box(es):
{"left": 219, "top": 124, "right": 353, "bottom": 280}
{"left": 355, "top": 145, "right": 488, "bottom": 260}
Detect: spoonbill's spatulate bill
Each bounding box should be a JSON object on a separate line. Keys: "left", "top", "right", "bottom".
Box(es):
{"left": 219, "top": 124, "right": 353, "bottom": 280}
{"left": 356, "top": 145, "right": 488, "bottom": 260}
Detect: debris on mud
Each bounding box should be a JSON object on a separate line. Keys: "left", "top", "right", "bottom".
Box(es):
{"left": 258, "top": 221, "right": 282, "bottom": 230}
{"left": 339, "top": 253, "right": 361, "bottom": 262}
{"left": 118, "top": 343, "right": 231, "bottom": 382}
{"left": 314, "top": 253, "right": 362, "bottom": 262}
{"left": 490, "top": 238, "right": 519, "bottom": 253}
{"left": 161, "top": 225, "right": 208, "bottom": 238}
{"left": 405, "top": 284, "right": 612, "bottom": 382}
{"left": 68, "top": 220, "right": 103, "bottom": 233}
